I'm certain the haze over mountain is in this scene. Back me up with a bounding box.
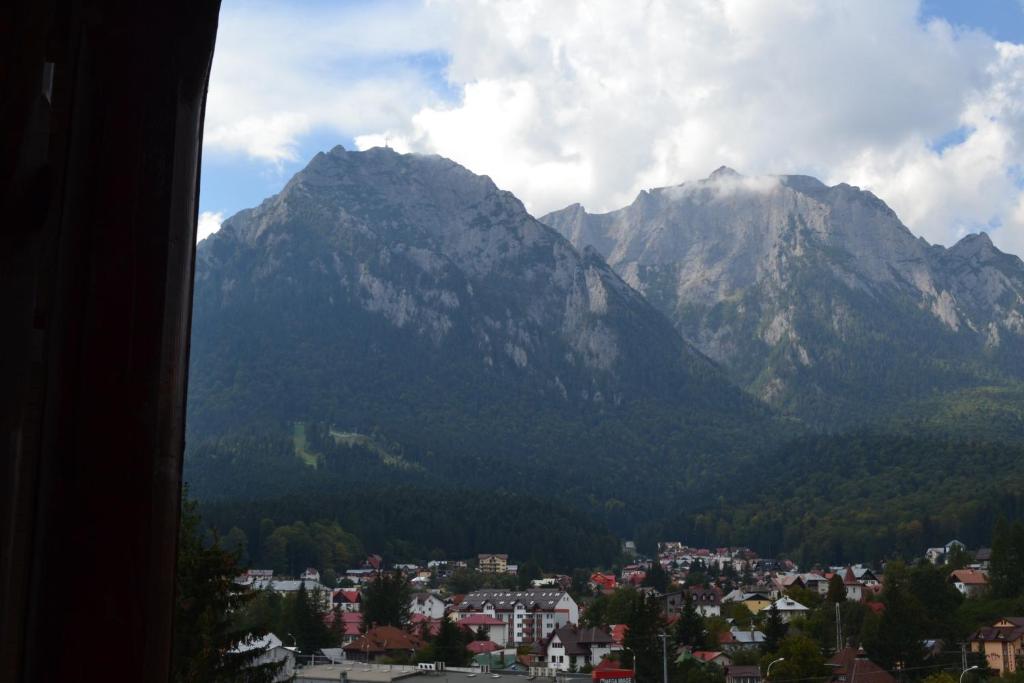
[187,146,778,508]
[542,168,1024,429]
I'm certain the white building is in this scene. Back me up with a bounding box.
[762,596,809,623]
[459,613,509,647]
[542,626,613,671]
[456,589,579,645]
[410,593,446,619]
[230,632,295,682]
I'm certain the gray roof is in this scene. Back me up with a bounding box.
[461,589,568,611]
[252,578,325,592]
[230,632,284,653]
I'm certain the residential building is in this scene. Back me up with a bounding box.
[827,647,895,683]
[459,614,509,647]
[229,633,295,682]
[479,554,509,574]
[542,625,613,671]
[763,596,809,623]
[456,589,580,644]
[949,569,989,598]
[322,609,362,643]
[719,627,766,652]
[971,617,1024,674]
[664,587,722,618]
[842,568,863,602]
[410,592,446,619]
[332,588,361,613]
[300,568,321,582]
[725,665,761,683]
[684,651,732,667]
[800,573,830,595]
[342,625,423,662]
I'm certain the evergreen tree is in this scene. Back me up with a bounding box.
[827,574,847,603]
[422,616,471,666]
[761,635,827,681]
[624,592,667,683]
[674,594,705,648]
[763,603,786,652]
[518,561,543,590]
[172,494,283,682]
[291,582,334,653]
[907,562,962,642]
[645,562,670,593]
[362,570,412,630]
[990,517,1014,598]
[865,561,925,670]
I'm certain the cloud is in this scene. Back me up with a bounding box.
[197,211,224,242]
[350,0,1024,255]
[209,0,1024,256]
[204,0,455,164]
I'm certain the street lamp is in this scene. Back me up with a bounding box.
[766,657,785,679]
[658,634,670,683]
[960,666,980,683]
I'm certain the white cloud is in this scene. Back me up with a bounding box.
[197,211,224,242]
[354,0,1024,254]
[211,0,1024,256]
[204,0,455,164]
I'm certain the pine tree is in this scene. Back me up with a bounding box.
[291,582,334,653]
[674,594,705,648]
[425,616,471,666]
[763,603,786,652]
[644,562,670,593]
[362,570,412,630]
[827,574,846,603]
[991,517,1013,597]
[865,561,925,670]
[624,592,667,683]
[172,494,283,682]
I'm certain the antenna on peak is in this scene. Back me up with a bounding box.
[385,135,391,149]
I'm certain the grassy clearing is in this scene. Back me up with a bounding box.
[329,429,423,471]
[292,422,320,469]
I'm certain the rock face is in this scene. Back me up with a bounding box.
[188,147,773,483]
[542,169,1024,426]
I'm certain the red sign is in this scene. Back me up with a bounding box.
[593,669,635,683]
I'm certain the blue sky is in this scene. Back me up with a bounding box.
[198,1,1024,256]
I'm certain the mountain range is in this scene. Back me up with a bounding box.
[185,146,1024,559]
[188,146,778,510]
[542,167,1024,428]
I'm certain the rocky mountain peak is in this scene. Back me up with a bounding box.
[709,165,742,179]
[540,169,1024,427]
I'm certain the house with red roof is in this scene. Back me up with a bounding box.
[949,569,989,598]
[685,650,732,667]
[467,640,500,655]
[842,567,863,602]
[322,610,365,644]
[591,572,617,590]
[827,647,895,683]
[332,588,361,613]
[459,613,509,646]
[342,625,423,662]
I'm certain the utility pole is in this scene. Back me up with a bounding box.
[658,633,670,683]
[835,602,843,652]
[960,643,968,673]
